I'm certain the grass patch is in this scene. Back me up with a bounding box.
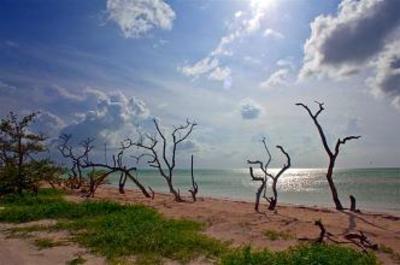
[263,229,294,241]
[6,224,54,238]
[34,237,68,249]
[66,256,86,265]
[220,244,379,265]
[380,244,400,264]
[0,189,379,265]
[0,189,227,263]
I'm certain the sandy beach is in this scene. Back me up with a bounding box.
[1,186,399,264]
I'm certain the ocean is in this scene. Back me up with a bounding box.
[107,168,400,214]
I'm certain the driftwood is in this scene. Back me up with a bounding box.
[296,101,361,210]
[300,219,378,253]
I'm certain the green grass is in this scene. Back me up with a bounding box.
[380,244,400,264]
[66,256,87,265]
[0,189,226,263]
[220,244,379,265]
[263,229,294,241]
[0,189,379,265]
[34,237,68,249]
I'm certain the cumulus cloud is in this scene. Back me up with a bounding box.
[240,98,263,120]
[61,91,153,146]
[106,0,176,38]
[263,28,284,40]
[260,68,290,89]
[369,41,400,108]
[300,0,400,79]
[259,59,293,89]
[31,111,65,137]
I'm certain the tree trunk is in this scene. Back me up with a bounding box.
[255,180,266,212]
[168,180,183,202]
[350,195,357,212]
[118,172,127,194]
[125,172,151,198]
[268,179,278,211]
[327,159,343,210]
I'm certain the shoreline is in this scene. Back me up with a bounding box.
[106,184,400,218]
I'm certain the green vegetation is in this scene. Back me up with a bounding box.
[34,238,68,249]
[0,189,226,264]
[0,112,63,195]
[0,189,379,265]
[220,245,378,265]
[380,244,400,264]
[263,229,294,241]
[66,256,87,265]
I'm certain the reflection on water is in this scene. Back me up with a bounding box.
[106,168,400,213]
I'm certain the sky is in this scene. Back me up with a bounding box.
[0,0,400,169]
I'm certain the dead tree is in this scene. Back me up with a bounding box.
[58,134,94,189]
[130,119,197,202]
[82,139,151,198]
[247,137,271,212]
[248,139,291,211]
[188,155,198,202]
[296,102,361,210]
[266,145,291,211]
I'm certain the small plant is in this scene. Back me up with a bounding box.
[380,244,400,264]
[34,238,67,249]
[220,244,378,265]
[263,229,294,241]
[66,256,86,265]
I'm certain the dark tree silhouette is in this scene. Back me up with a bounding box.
[188,155,198,202]
[265,145,291,211]
[130,119,197,202]
[247,137,271,212]
[296,101,361,210]
[82,139,152,198]
[248,138,291,211]
[58,134,94,189]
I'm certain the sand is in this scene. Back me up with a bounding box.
[1,186,399,264]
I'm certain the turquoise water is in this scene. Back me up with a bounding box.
[107,168,400,213]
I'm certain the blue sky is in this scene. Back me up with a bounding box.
[1,0,399,168]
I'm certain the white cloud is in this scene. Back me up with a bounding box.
[208,66,231,81]
[178,57,219,78]
[178,1,273,84]
[32,111,65,136]
[61,91,153,146]
[106,0,176,38]
[299,0,400,79]
[240,98,264,120]
[260,68,290,89]
[369,41,400,108]
[263,28,284,40]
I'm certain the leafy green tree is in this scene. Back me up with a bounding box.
[0,112,57,194]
